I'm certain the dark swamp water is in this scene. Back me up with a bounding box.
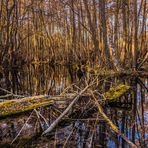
[0,64,147,148]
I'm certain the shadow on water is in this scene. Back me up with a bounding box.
[0,65,147,148]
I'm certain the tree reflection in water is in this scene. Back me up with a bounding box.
[0,66,147,148]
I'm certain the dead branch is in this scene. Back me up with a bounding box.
[90,90,137,148]
[11,110,34,144]
[42,83,92,135]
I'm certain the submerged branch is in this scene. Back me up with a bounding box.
[90,90,137,148]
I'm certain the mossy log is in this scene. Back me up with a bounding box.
[103,84,130,102]
[0,95,54,117]
[0,93,86,118]
[0,84,130,118]
[72,63,148,77]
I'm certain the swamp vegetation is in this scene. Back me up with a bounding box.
[0,0,148,148]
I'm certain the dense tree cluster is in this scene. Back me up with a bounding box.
[0,0,147,67]
[0,0,147,91]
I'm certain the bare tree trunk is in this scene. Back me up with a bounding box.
[71,0,76,53]
[133,0,138,70]
[99,0,112,68]
[83,0,100,61]
[122,0,127,65]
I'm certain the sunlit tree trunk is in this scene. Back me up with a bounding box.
[122,0,127,65]
[99,0,112,68]
[133,0,138,70]
[71,0,76,53]
[83,0,100,61]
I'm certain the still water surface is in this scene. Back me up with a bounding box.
[0,65,147,148]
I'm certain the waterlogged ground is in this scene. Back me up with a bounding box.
[0,65,147,148]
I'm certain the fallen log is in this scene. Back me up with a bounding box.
[0,95,53,118]
[90,91,137,148]
[0,84,131,119]
[103,84,130,102]
[42,84,131,135]
[42,84,91,135]
[0,94,77,118]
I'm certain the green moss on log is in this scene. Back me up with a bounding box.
[103,84,130,102]
[0,95,53,117]
[0,84,131,118]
